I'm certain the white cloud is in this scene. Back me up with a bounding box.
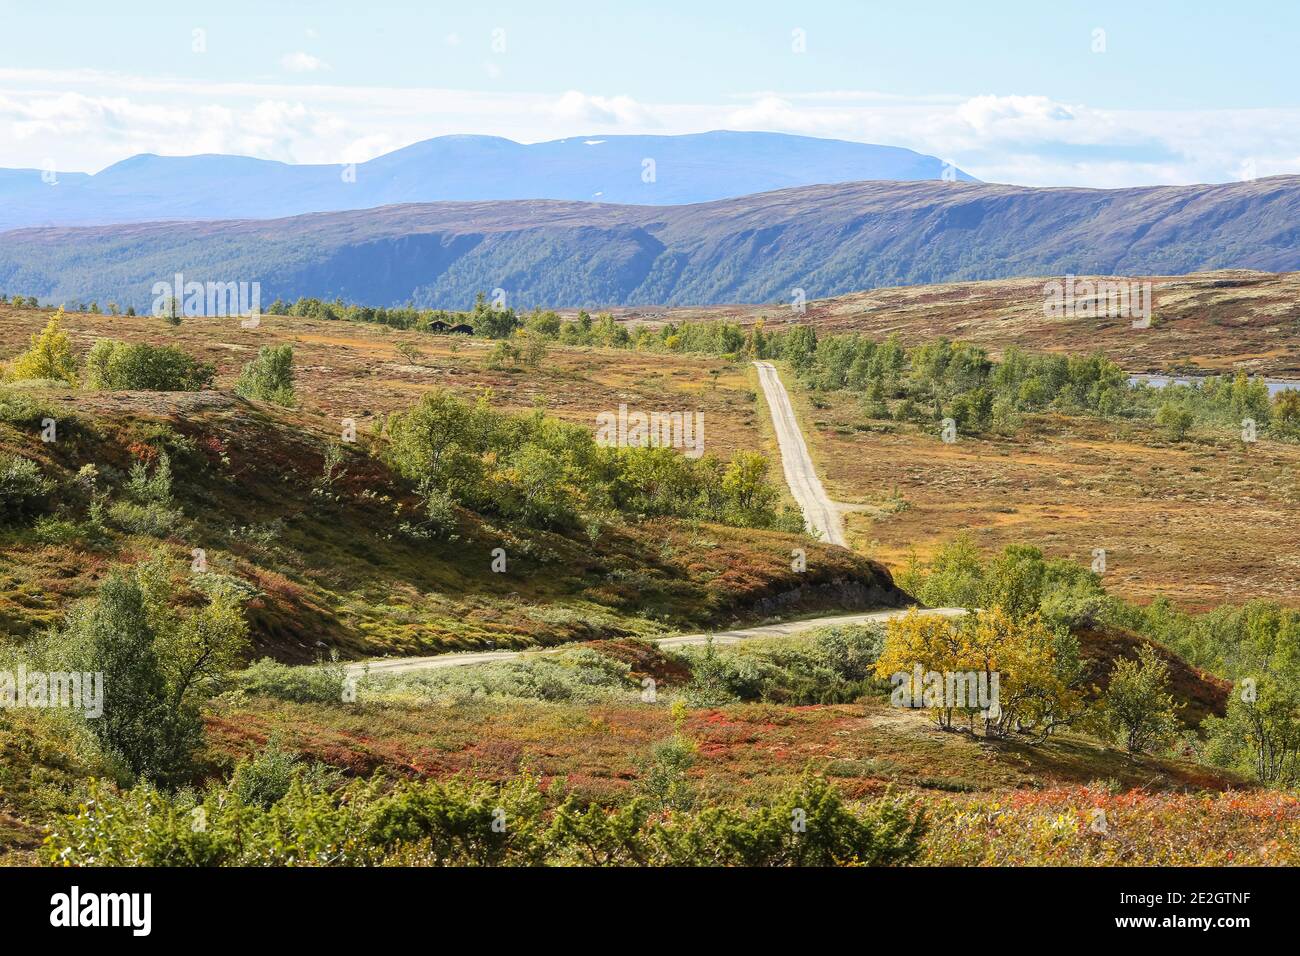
[955,94,1076,132]
[1,66,1298,188]
[547,90,658,127]
[280,52,330,74]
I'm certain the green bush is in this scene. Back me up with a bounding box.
[105,499,179,536]
[682,638,748,705]
[0,454,52,526]
[42,771,926,867]
[105,453,181,536]
[636,734,697,810]
[679,627,886,706]
[398,479,459,540]
[0,389,61,429]
[231,656,353,704]
[229,737,302,808]
[84,340,215,391]
[235,344,296,406]
[383,390,793,532]
[808,625,885,681]
[379,648,633,705]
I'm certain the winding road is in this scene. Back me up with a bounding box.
[341,360,957,677]
[753,361,847,546]
[347,607,966,677]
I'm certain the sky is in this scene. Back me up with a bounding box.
[2,0,1298,187]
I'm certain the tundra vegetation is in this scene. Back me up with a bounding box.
[1,299,1298,867]
[240,293,1300,440]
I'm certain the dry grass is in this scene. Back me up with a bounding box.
[790,384,1300,611]
[0,305,765,462]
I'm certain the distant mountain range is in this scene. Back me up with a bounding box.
[2,176,1298,312]
[0,131,975,231]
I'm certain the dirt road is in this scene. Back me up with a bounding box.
[346,607,966,677]
[753,360,847,546]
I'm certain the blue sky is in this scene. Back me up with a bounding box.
[2,0,1297,185]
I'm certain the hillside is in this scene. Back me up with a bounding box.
[0,313,906,659]
[0,131,974,231]
[637,269,1300,378]
[3,176,1300,312]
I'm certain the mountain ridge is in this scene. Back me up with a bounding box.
[2,175,1297,311]
[0,130,976,231]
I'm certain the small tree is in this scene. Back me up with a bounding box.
[85,340,215,391]
[62,552,249,785]
[472,292,519,339]
[875,607,1078,738]
[519,332,548,369]
[486,339,520,369]
[235,344,296,406]
[393,341,424,365]
[4,310,78,385]
[721,452,779,521]
[1155,402,1194,441]
[1103,644,1181,754]
[1204,678,1300,786]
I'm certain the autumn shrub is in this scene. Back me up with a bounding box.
[875,607,1082,738]
[921,787,1300,866]
[3,311,78,385]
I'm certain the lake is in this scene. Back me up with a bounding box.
[1128,375,1300,396]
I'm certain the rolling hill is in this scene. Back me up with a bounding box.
[2,175,1298,313]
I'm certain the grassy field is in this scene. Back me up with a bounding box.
[0,305,767,462]
[781,371,1300,611]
